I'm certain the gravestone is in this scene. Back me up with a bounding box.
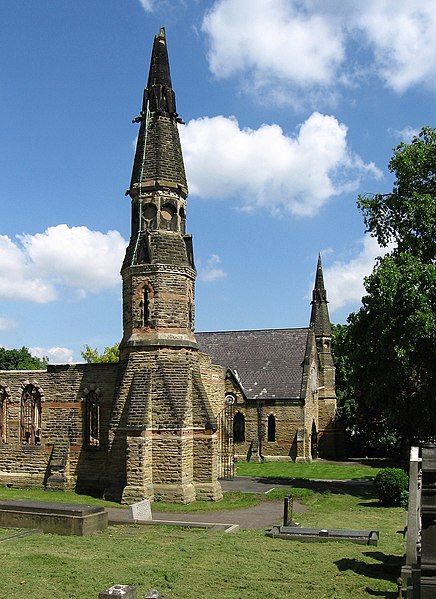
[128,499,152,522]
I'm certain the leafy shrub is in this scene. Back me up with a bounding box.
[374,468,409,506]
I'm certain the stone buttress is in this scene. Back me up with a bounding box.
[105,28,222,503]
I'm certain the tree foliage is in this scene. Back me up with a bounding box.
[81,344,119,363]
[0,347,47,370]
[336,127,436,452]
[358,127,436,260]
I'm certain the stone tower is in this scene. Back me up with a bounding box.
[309,255,337,456]
[105,28,223,504]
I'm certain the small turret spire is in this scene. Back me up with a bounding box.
[310,254,331,336]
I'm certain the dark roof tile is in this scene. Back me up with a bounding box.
[196,328,309,400]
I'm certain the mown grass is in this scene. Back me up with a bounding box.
[0,486,125,509]
[0,485,314,514]
[0,490,405,598]
[153,488,313,512]
[0,527,20,540]
[236,460,381,480]
[153,491,261,513]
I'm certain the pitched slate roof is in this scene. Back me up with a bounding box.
[196,328,310,400]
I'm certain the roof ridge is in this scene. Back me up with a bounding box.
[197,327,310,334]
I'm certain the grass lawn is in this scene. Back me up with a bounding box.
[0,527,21,540]
[0,486,308,513]
[0,486,125,509]
[0,488,406,598]
[236,460,381,480]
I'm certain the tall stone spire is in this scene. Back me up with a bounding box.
[106,29,222,505]
[120,26,195,351]
[310,254,331,337]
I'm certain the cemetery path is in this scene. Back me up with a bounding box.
[107,498,307,530]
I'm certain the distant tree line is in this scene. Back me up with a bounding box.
[0,347,47,370]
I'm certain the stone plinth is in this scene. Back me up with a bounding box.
[0,500,108,535]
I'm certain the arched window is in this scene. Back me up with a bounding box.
[267,414,276,442]
[233,412,245,443]
[0,386,7,443]
[143,286,150,326]
[21,384,42,445]
[187,289,194,330]
[179,206,186,234]
[161,203,177,231]
[141,203,157,230]
[85,390,100,448]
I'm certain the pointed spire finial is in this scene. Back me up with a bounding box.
[309,253,331,336]
[314,253,326,292]
[146,27,175,108]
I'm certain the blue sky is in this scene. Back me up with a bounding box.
[0,0,435,363]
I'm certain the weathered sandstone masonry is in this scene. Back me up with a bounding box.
[0,28,223,504]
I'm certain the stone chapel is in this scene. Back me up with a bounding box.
[0,28,340,503]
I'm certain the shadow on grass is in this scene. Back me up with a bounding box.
[363,589,397,597]
[255,477,376,499]
[357,501,386,508]
[335,551,403,597]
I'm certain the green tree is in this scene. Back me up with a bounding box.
[331,323,356,426]
[346,127,436,451]
[81,343,119,363]
[0,347,47,370]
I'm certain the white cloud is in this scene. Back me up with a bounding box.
[30,346,74,364]
[0,235,56,303]
[202,0,436,102]
[198,254,227,282]
[180,113,381,216]
[390,126,420,143]
[203,0,343,85]
[354,1,436,93]
[138,0,154,12]
[323,235,394,312]
[0,225,126,303]
[0,316,16,331]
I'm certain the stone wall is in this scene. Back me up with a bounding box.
[0,363,118,492]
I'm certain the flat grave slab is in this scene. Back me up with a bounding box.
[266,525,379,545]
[0,500,108,536]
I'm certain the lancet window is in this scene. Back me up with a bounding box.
[0,386,7,443]
[20,384,42,445]
[84,390,100,448]
[267,414,276,442]
[143,286,150,326]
